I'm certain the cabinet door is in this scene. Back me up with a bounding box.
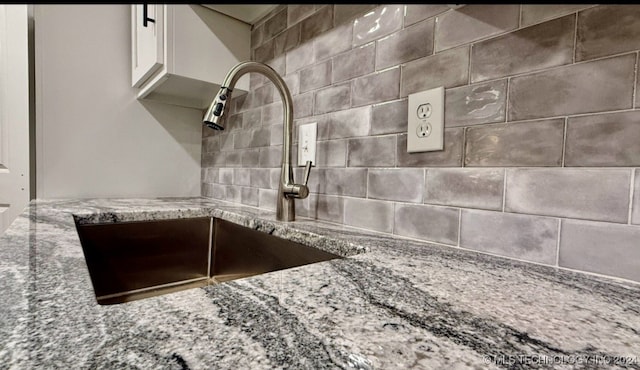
[131,4,163,87]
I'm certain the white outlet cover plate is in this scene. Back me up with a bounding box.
[298,122,317,165]
[407,86,444,153]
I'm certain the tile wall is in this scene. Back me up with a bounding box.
[201,4,640,283]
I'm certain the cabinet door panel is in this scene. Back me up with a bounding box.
[131,4,163,87]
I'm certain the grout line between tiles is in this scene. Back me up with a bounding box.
[422,168,427,204]
[504,78,510,122]
[555,219,562,266]
[502,169,507,212]
[431,17,437,56]
[392,202,396,234]
[516,5,596,31]
[476,50,638,87]
[457,208,462,247]
[467,45,472,85]
[628,169,636,225]
[572,11,578,64]
[634,52,639,109]
[561,117,568,167]
[461,127,467,167]
[365,168,369,199]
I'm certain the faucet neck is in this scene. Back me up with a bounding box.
[221,62,300,221]
[222,62,294,167]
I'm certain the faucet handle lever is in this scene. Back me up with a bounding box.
[302,161,313,186]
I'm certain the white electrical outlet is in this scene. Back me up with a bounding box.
[407,86,444,153]
[298,122,317,165]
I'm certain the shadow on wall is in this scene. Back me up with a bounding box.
[190,4,249,62]
[140,99,203,165]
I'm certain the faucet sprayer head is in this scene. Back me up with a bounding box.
[203,87,232,130]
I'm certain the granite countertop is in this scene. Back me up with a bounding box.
[1,197,639,369]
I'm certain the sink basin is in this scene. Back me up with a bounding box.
[74,217,342,305]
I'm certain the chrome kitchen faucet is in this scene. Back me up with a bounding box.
[203,61,312,222]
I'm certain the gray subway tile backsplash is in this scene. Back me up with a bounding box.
[203,168,217,183]
[297,194,345,222]
[334,4,377,26]
[465,119,565,167]
[375,19,434,70]
[576,5,640,62]
[352,5,403,47]
[470,15,575,83]
[218,133,234,152]
[344,198,394,233]
[559,220,640,282]
[254,38,274,63]
[444,79,507,128]
[394,204,459,245]
[505,169,631,223]
[404,5,449,26]
[633,169,640,225]
[250,168,271,188]
[313,22,353,62]
[242,108,262,128]
[225,186,241,204]
[264,8,287,40]
[434,5,519,52]
[206,5,640,283]
[299,60,332,93]
[520,5,591,27]
[283,73,300,96]
[270,123,283,146]
[306,168,367,197]
[241,187,259,207]
[460,209,559,264]
[269,168,280,190]
[565,111,640,167]
[267,55,286,76]
[319,106,370,140]
[425,168,504,211]
[331,43,375,84]
[371,99,408,135]
[315,140,347,167]
[259,146,282,168]
[274,23,300,56]
[293,92,314,119]
[234,127,270,149]
[508,54,635,121]
[258,189,277,211]
[396,129,463,167]
[202,137,219,153]
[347,136,396,167]
[251,23,264,50]
[314,83,350,114]
[240,149,260,167]
[233,168,251,186]
[351,67,400,107]
[400,46,469,97]
[368,169,424,203]
[286,42,315,74]
[218,168,233,185]
[287,5,315,27]
[299,5,333,43]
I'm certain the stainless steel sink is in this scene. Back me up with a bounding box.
[74,217,341,305]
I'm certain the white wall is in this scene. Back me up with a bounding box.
[35,5,202,198]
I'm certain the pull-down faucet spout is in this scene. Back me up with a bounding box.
[203,61,312,222]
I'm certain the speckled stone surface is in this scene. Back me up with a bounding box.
[1,197,639,369]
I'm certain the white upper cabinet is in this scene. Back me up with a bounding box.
[131,4,163,87]
[131,5,250,109]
